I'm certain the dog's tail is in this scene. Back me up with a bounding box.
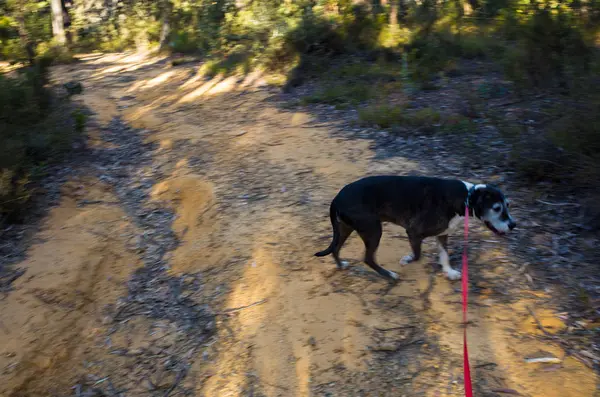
[315,203,340,257]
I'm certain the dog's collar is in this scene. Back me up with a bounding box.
[465,186,476,207]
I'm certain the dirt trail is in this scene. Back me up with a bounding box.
[0,52,597,396]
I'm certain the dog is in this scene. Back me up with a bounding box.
[315,175,516,281]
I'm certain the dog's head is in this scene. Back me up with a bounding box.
[470,185,516,235]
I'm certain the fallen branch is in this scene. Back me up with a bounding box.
[526,306,553,337]
[217,299,268,315]
[164,368,187,397]
[372,338,424,352]
[374,325,416,332]
[475,362,497,369]
[525,357,561,364]
[535,199,580,207]
[491,388,521,395]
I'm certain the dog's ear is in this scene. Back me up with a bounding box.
[472,189,486,218]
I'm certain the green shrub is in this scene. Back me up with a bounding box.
[36,42,75,65]
[359,105,444,131]
[169,31,204,54]
[509,98,600,186]
[358,104,475,134]
[0,65,83,222]
[408,107,441,129]
[200,48,254,77]
[358,104,405,128]
[302,82,373,105]
[548,104,600,159]
[0,64,50,124]
[406,33,453,86]
[502,9,592,92]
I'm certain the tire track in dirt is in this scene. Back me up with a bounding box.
[0,178,143,396]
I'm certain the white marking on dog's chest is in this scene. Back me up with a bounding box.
[437,214,465,236]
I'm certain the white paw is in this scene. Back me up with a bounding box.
[445,268,462,281]
[400,255,414,265]
[388,270,400,280]
[340,261,350,269]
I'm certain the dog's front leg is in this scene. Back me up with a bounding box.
[437,235,461,280]
[400,233,422,265]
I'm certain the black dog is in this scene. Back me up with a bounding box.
[315,176,516,281]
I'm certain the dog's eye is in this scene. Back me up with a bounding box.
[493,205,502,212]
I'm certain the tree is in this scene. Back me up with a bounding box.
[12,0,36,64]
[159,0,172,51]
[50,0,66,45]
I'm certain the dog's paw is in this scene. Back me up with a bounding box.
[387,270,400,281]
[400,255,415,265]
[339,261,350,270]
[445,268,462,281]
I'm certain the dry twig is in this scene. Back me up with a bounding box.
[217,298,268,315]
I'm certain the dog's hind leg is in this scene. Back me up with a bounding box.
[400,232,423,265]
[332,222,353,269]
[436,235,461,280]
[356,221,399,281]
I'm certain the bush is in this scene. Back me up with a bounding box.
[200,47,253,77]
[0,65,83,222]
[508,97,600,187]
[0,64,51,124]
[358,104,405,128]
[302,82,374,106]
[36,41,75,65]
[501,8,592,92]
[548,102,600,159]
[359,105,445,131]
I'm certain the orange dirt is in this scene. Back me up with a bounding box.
[0,52,596,396]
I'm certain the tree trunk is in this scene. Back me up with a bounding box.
[15,13,35,64]
[62,0,73,45]
[159,0,171,51]
[390,0,399,27]
[50,0,67,45]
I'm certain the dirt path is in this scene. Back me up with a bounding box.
[0,52,597,397]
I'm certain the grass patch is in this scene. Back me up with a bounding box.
[504,94,600,190]
[357,104,405,128]
[358,105,441,131]
[200,48,254,78]
[548,111,600,160]
[327,60,402,83]
[439,114,473,134]
[301,83,374,106]
[171,56,201,67]
[358,104,473,134]
[298,59,406,107]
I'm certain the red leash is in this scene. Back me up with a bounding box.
[462,205,474,397]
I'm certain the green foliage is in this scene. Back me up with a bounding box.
[72,109,86,133]
[0,65,83,221]
[0,64,50,123]
[358,103,475,135]
[37,41,75,65]
[548,103,600,159]
[504,95,600,187]
[200,47,253,77]
[501,8,593,92]
[359,105,448,132]
[302,83,374,106]
[358,104,406,128]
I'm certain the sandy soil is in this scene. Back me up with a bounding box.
[0,52,597,397]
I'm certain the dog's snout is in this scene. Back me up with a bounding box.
[508,220,517,230]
